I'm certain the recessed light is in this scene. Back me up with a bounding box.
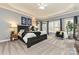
[39,6,45,10]
[37,3,47,10]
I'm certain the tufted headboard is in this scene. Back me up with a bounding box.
[17,25,29,37]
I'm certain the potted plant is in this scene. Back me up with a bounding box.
[66,21,74,39]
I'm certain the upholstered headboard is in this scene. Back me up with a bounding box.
[18,25,29,37]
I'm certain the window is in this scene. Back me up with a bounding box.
[37,22,40,31]
[49,21,53,34]
[49,20,60,34]
[42,22,47,33]
[53,20,60,33]
[63,17,73,32]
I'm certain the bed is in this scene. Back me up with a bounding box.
[18,25,47,48]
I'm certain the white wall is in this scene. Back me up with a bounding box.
[0,8,29,41]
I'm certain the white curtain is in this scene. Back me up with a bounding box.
[42,22,47,33]
[49,20,60,34]
[49,21,54,34]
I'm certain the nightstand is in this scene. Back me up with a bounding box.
[10,31,18,41]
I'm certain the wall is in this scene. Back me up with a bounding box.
[0,8,30,41]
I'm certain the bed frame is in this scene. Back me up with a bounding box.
[18,25,47,48]
[25,34,47,48]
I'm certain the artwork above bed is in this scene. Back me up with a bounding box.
[21,16,32,26]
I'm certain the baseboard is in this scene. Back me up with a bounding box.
[0,39,10,43]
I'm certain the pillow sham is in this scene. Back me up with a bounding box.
[18,30,24,37]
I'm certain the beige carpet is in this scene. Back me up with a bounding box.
[0,35,77,55]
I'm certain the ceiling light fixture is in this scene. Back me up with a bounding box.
[37,3,47,10]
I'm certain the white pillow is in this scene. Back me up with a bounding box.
[23,33,36,39]
[18,30,24,37]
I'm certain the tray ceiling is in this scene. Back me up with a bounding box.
[0,3,79,20]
